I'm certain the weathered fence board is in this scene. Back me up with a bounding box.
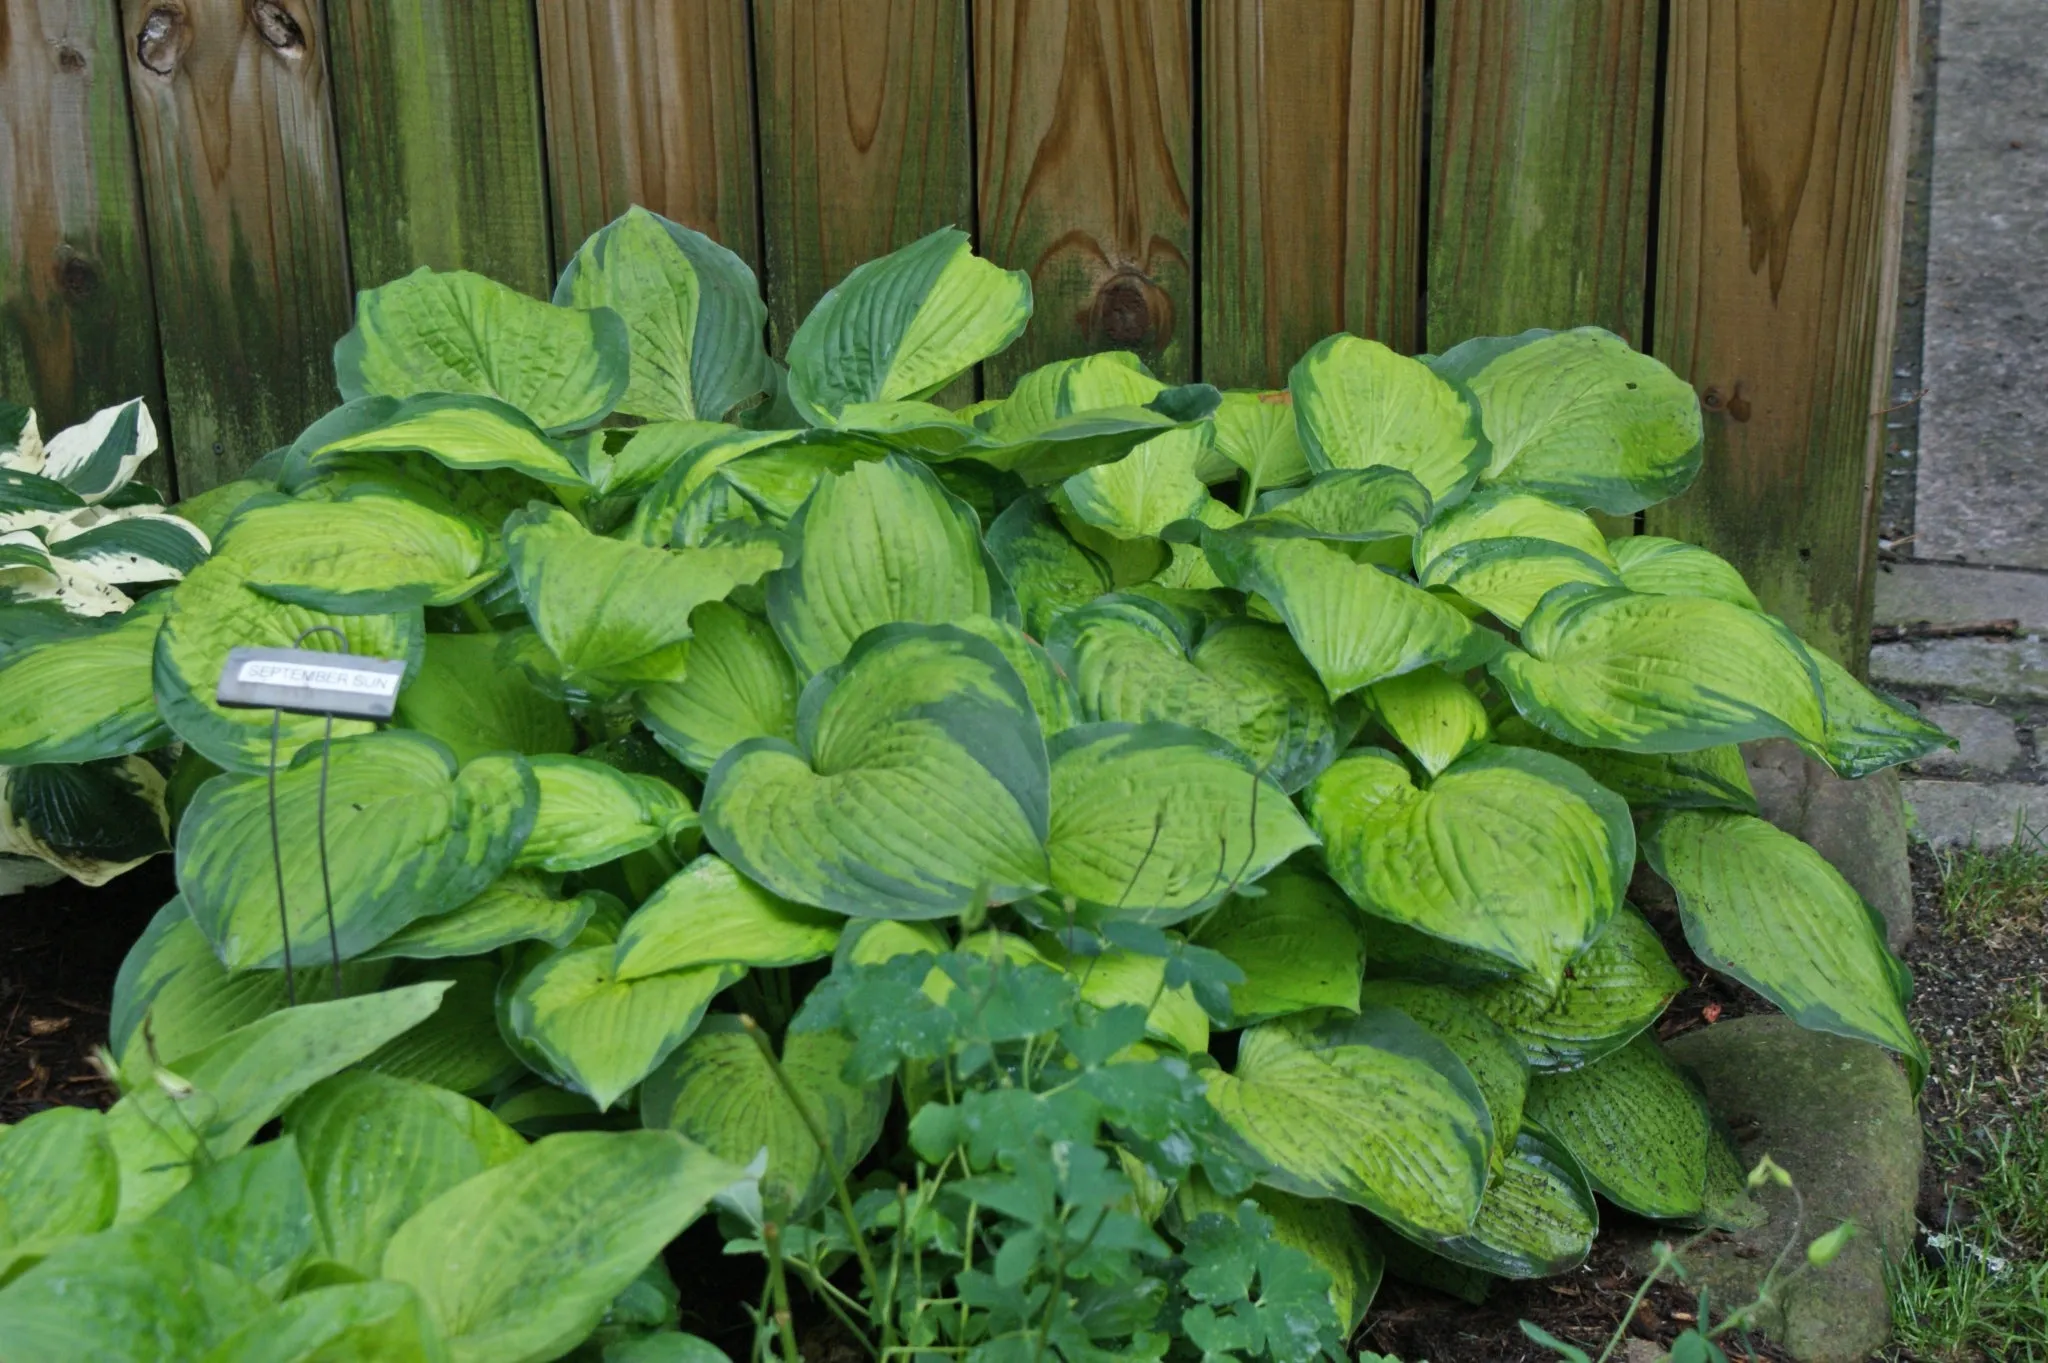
[1426,0,1658,350]
[1646,0,1906,666]
[325,0,552,297]
[536,0,760,275]
[119,0,353,493]
[0,0,169,489]
[974,0,1196,391]
[1201,0,1424,387]
[754,0,972,377]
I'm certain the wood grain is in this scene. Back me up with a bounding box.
[120,0,353,493]
[0,0,170,490]
[1201,0,1424,387]
[326,0,552,296]
[1426,0,1657,349]
[976,0,1195,391]
[754,0,971,365]
[536,0,760,271]
[1645,0,1906,666]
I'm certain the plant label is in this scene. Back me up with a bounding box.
[215,646,406,720]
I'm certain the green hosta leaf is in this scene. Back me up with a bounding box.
[1061,425,1214,540]
[173,478,276,545]
[380,1129,742,1363]
[1408,1124,1598,1279]
[362,959,525,1095]
[515,754,696,873]
[0,600,167,763]
[156,1138,318,1296]
[766,454,1009,675]
[1523,1034,1712,1219]
[1490,585,1825,754]
[0,755,169,885]
[1644,811,1923,1069]
[840,918,950,967]
[1806,646,1954,779]
[0,1107,118,1276]
[1468,908,1685,1071]
[178,733,536,970]
[0,1220,265,1361]
[1059,498,1170,586]
[1415,489,1616,572]
[1419,539,1623,628]
[554,206,775,424]
[1359,979,1529,1172]
[572,420,728,500]
[627,426,893,548]
[1211,390,1311,497]
[1173,1175,1383,1332]
[1239,467,1432,547]
[1193,866,1366,1025]
[702,623,1050,920]
[1290,334,1485,503]
[1036,938,1210,1053]
[1493,715,1758,812]
[1432,327,1702,514]
[1609,535,1759,609]
[196,1281,447,1363]
[1203,1010,1492,1239]
[285,1070,526,1277]
[985,492,1113,637]
[295,394,582,490]
[785,227,1030,423]
[959,353,1218,485]
[1047,722,1317,926]
[1203,529,1499,698]
[335,267,630,435]
[361,872,598,961]
[1049,596,1339,793]
[105,983,452,1219]
[615,855,842,979]
[394,632,575,765]
[216,488,497,613]
[956,614,1078,735]
[508,946,738,1111]
[637,603,800,773]
[1151,497,1240,590]
[1366,666,1489,777]
[153,555,422,773]
[641,1016,888,1222]
[506,502,785,695]
[1307,744,1632,989]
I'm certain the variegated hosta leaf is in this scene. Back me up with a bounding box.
[637,602,800,774]
[1644,810,1924,1071]
[1430,327,1702,514]
[934,351,1218,486]
[1193,865,1366,1025]
[0,755,168,886]
[1415,488,1616,573]
[641,1016,889,1222]
[1402,1124,1598,1279]
[1173,1173,1383,1331]
[177,733,536,970]
[294,394,585,489]
[1046,722,1317,926]
[513,753,696,874]
[1289,334,1485,504]
[1608,535,1759,609]
[1523,1034,1714,1219]
[360,872,598,962]
[1467,907,1685,1072]
[506,946,738,1111]
[1365,666,1489,777]
[1489,584,1826,754]
[335,267,631,435]
[213,487,497,613]
[1061,424,1214,540]
[554,205,776,424]
[0,552,132,616]
[1048,595,1339,792]
[393,632,576,766]
[702,623,1051,920]
[766,454,1011,676]
[34,397,159,502]
[1360,979,1529,1173]
[614,855,843,980]
[1034,935,1210,1054]
[1236,467,1432,548]
[43,505,209,583]
[1202,1009,1492,1239]
[625,425,890,548]
[1418,538,1622,629]
[1210,390,1312,498]
[1202,528,1500,698]
[985,492,1113,637]
[0,598,168,764]
[362,959,525,1096]
[1306,744,1633,991]
[1492,715,1757,812]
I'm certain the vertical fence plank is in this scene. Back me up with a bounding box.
[120,0,352,494]
[1,1,170,489]
[1646,0,1904,666]
[974,0,1194,391]
[1201,0,1423,387]
[1426,0,1657,349]
[325,0,551,297]
[754,0,971,362]
[536,0,760,272]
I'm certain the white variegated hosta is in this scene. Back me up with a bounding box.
[0,397,210,618]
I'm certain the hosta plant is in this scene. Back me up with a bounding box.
[0,206,1950,1361]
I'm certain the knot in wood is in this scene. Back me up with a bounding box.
[57,46,87,73]
[251,1,306,56]
[136,7,185,76]
[1087,269,1168,349]
[56,254,98,300]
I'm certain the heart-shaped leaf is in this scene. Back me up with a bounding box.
[1523,1034,1713,1219]
[1467,907,1686,1071]
[1238,467,1433,547]
[1211,390,1312,499]
[1366,666,1490,777]
[1415,488,1616,572]
[1193,866,1366,1025]
[361,872,598,962]
[514,754,696,873]
[702,624,1050,920]
[1402,1124,1598,1279]
[1061,425,1215,540]
[1359,979,1529,1171]
[637,603,800,774]
[217,486,499,613]
[0,598,168,763]
[615,855,843,980]
[1609,535,1759,609]
[507,946,738,1111]
[1418,539,1623,628]
[1290,334,1485,504]
[293,394,586,489]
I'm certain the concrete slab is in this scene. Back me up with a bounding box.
[1909,702,2022,776]
[1874,561,2048,633]
[1869,637,2048,701]
[1912,0,2048,568]
[1903,779,2048,845]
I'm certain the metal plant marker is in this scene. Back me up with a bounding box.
[214,629,406,1006]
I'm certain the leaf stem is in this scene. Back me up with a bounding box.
[763,1222,804,1363]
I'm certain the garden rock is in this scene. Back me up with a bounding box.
[1743,740,1916,948]
[1624,1016,1920,1363]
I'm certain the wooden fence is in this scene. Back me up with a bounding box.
[1,0,1912,664]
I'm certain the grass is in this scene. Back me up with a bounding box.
[1935,830,2048,941]
[1991,985,2048,1081]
